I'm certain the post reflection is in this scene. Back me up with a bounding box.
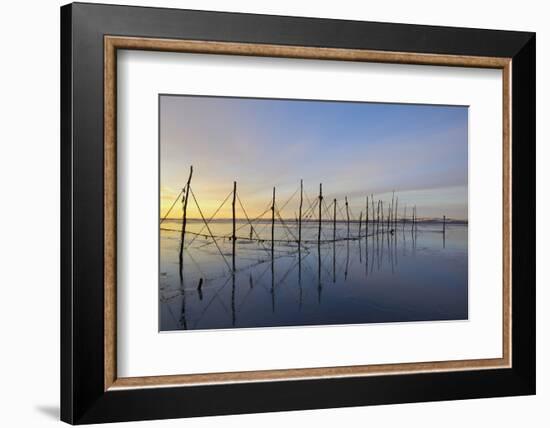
[161,221,466,331]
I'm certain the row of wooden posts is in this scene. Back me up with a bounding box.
[177,166,446,272]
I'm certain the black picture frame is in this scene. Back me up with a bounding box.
[61,2,535,424]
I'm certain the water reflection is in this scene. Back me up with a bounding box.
[160,220,467,331]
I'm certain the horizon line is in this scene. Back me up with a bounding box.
[160,217,469,223]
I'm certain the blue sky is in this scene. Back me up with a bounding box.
[160,95,468,220]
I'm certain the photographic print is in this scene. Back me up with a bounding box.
[159,95,468,331]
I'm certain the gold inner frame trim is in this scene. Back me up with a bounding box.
[104,35,512,391]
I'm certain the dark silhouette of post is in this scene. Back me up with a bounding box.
[358,211,362,239]
[333,199,337,242]
[318,183,323,243]
[271,187,275,258]
[179,165,193,269]
[298,179,303,247]
[232,181,236,272]
[345,196,350,239]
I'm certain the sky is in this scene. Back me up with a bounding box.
[160,95,468,221]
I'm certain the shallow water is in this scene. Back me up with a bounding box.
[159,220,468,331]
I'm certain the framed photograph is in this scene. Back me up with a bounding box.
[61,2,535,424]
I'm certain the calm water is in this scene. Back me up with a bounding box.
[159,219,468,331]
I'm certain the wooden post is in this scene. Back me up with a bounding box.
[271,187,275,258]
[179,165,193,267]
[232,181,236,272]
[298,179,303,247]
[318,183,323,243]
[345,196,350,238]
[333,199,337,242]
[358,211,362,239]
